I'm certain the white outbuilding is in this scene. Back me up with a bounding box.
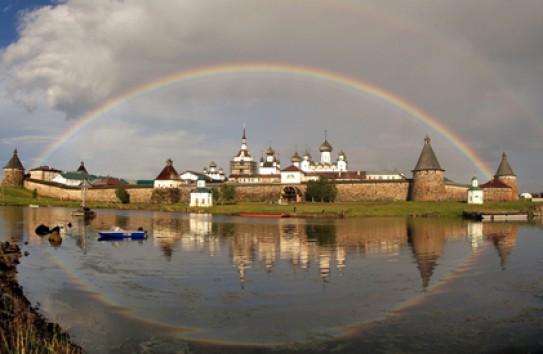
[467,175,484,205]
[190,177,213,207]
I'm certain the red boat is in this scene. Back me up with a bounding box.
[238,212,291,218]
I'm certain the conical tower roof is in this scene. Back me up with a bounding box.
[413,136,443,171]
[3,149,24,170]
[495,152,515,177]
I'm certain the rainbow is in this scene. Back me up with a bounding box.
[37,62,493,179]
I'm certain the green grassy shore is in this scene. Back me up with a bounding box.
[0,186,537,218]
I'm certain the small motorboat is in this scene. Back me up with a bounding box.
[98,227,147,240]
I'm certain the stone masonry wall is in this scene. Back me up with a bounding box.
[445,184,469,202]
[1,169,24,187]
[411,170,447,201]
[24,179,154,203]
[336,181,409,201]
[484,187,515,202]
[22,178,514,203]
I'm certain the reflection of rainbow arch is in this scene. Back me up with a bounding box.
[37,62,493,179]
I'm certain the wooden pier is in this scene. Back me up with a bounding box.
[463,211,528,222]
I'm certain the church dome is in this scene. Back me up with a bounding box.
[291,151,302,162]
[319,139,332,152]
[266,146,275,155]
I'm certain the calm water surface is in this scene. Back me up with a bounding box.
[1,206,543,353]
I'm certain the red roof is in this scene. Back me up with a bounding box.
[282,165,302,172]
[155,165,179,180]
[480,179,511,189]
[92,178,128,186]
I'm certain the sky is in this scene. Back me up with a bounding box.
[0,0,542,192]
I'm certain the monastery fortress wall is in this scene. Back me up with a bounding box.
[24,178,472,203]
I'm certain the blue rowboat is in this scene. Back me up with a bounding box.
[98,227,147,240]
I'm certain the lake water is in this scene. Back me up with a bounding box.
[2,206,543,353]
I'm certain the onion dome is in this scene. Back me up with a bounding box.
[209,161,217,168]
[291,151,302,163]
[319,139,333,152]
[266,146,275,155]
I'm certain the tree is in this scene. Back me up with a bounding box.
[220,184,236,204]
[305,176,337,202]
[211,187,220,201]
[115,187,130,204]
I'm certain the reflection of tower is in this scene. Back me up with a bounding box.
[483,223,518,270]
[466,222,484,250]
[407,219,446,289]
[336,247,346,276]
[319,250,331,281]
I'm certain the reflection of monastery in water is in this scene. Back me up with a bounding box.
[138,214,520,289]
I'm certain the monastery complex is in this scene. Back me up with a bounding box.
[2,127,519,204]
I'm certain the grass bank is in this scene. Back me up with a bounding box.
[1,187,535,218]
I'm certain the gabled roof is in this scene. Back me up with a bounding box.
[494,152,515,177]
[480,179,511,189]
[413,136,444,171]
[3,149,24,170]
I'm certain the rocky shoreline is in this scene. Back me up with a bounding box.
[0,241,83,353]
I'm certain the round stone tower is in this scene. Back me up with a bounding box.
[1,149,25,187]
[494,152,518,200]
[411,136,446,201]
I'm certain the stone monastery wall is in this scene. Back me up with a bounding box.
[24,179,416,203]
[24,179,154,203]
[445,184,469,201]
[335,180,409,202]
[23,178,520,203]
